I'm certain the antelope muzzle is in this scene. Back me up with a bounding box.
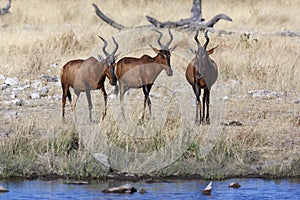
[167,67,173,76]
[110,66,117,86]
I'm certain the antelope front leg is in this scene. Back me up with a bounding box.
[146,84,153,117]
[205,89,210,124]
[72,92,79,122]
[85,89,93,121]
[119,81,125,117]
[193,85,201,125]
[62,91,67,119]
[140,86,147,122]
[101,87,108,121]
[202,89,206,124]
[141,85,152,121]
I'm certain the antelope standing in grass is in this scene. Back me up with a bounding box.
[60,36,119,121]
[185,30,218,125]
[115,29,176,120]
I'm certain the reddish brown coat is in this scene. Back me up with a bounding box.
[60,37,118,121]
[115,30,176,120]
[185,30,218,124]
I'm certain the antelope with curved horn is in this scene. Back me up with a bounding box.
[115,29,176,120]
[185,30,218,125]
[60,36,119,121]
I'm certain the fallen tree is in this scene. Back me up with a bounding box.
[0,0,11,15]
[92,0,232,31]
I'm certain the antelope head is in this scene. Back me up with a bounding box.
[98,36,119,86]
[150,29,176,76]
[192,30,218,90]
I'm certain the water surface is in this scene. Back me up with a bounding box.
[0,178,299,199]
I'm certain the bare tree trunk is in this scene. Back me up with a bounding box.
[190,0,202,21]
[0,0,11,15]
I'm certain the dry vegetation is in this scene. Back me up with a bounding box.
[0,0,299,179]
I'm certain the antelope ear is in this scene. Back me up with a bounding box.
[98,55,104,62]
[150,45,160,54]
[114,53,120,61]
[206,45,219,55]
[169,45,177,52]
[189,48,197,55]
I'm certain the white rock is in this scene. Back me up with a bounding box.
[13,84,31,91]
[30,92,40,99]
[31,80,42,90]
[1,99,23,106]
[10,91,17,99]
[15,99,24,106]
[52,93,62,100]
[50,63,58,68]
[222,96,229,101]
[1,84,7,90]
[4,77,20,86]
[295,99,300,104]
[40,75,58,82]
[40,86,49,97]
[248,90,285,99]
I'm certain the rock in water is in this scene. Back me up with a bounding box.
[0,185,9,192]
[202,182,212,195]
[139,187,147,194]
[229,182,241,188]
[102,184,137,194]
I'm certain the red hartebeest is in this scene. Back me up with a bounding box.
[60,36,119,121]
[115,29,176,120]
[185,30,218,125]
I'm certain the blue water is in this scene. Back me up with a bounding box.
[0,178,299,200]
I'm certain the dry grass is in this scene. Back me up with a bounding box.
[0,0,299,179]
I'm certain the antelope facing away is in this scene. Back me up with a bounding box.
[60,36,119,122]
[115,29,176,120]
[185,30,218,125]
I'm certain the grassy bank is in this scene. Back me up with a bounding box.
[0,97,299,180]
[0,0,299,180]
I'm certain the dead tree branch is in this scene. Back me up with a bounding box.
[92,0,232,31]
[146,0,232,30]
[0,0,11,15]
[92,3,126,30]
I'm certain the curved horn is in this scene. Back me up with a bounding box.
[165,29,174,48]
[154,30,164,49]
[98,36,110,57]
[194,30,202,51]
[203,30,210,50]
[110,36,119,57]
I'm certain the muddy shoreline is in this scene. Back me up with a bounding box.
[2,169,300,182]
